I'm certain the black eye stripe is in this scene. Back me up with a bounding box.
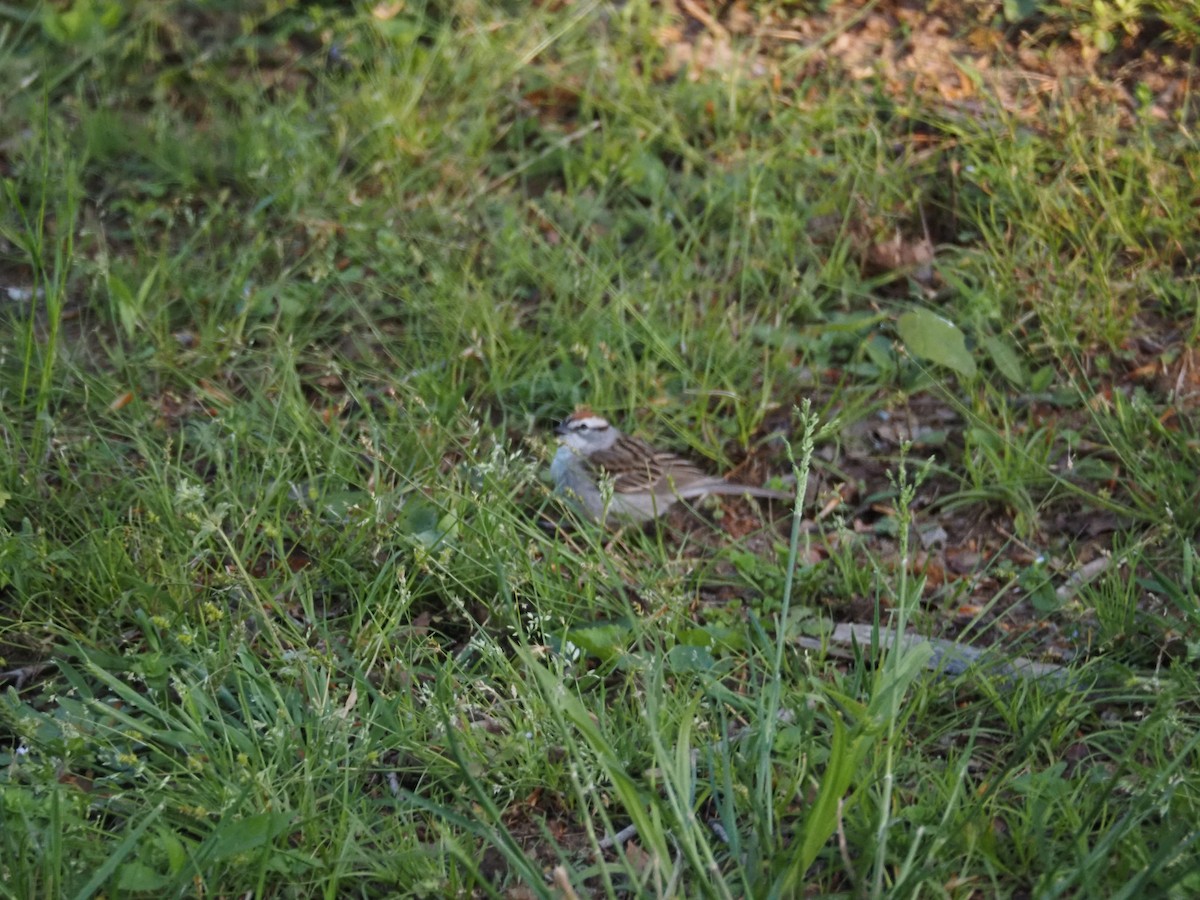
[570,419,606,432]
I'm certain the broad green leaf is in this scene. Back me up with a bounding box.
[565,620,632,661]
[107,271,137,337]
[623,151,668,201]
[116,862,170,892]
[207,812,292,861]
[863,332,898,375]
[789,713,867,885]
[666,644,716,673]
[1030,365,1055,392]
[1003,0,1042,21]
[982,334,1027,387]
[897,308,977,378]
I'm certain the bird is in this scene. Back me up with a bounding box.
[550,410,792,525]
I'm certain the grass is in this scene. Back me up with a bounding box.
[2,0,1200,896]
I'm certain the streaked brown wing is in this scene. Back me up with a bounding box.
[586,434,711,495]
[585,434,663,493]
[649,451,711,493]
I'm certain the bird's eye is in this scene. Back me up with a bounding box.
[566,417,605,433]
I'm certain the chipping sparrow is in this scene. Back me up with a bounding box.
[550,411,792,525]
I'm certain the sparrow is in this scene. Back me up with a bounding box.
[550,411,791,525]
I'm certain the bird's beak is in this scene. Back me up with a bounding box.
[554,421,568,436]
